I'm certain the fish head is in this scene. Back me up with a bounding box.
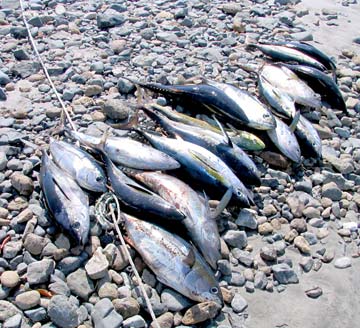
[184,261,223,305]
[77,169,107,193]
[69,206,90,245]
[232,187,251,207]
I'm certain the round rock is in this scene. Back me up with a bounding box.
[0,271,19,288]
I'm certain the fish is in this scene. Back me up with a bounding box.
[143,106,261,186]
[279,41,336,73]
[258,74,297,118]
[295,115,322,159]
[248,43,327,71]
[123,213,223,304]
[66,129,180,171]
[133,80,276,130]
[150,103,265,151]
[49,140,107,193]
[280,64,346,113]
[259,64,322,109]
[39,151,90,244]
[131,171,223,269]
[138,130,254,207]
[103,154,185,221]
[267,115,302,163]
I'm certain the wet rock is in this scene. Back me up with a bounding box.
[182,302,221,325]
[48,295,79,328]
[66,268,95,301]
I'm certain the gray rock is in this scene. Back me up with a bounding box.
[0,71,10,85]
[48,295,79,328]
[24,307,47,322]
[98,283,118,300]
[334,257,351,269]
[217,259,231,276]
[0,301,21,321]
[305,287,323,298]
[15,290,40,310]
[27,259,55,285]
[97,10,126,29]
[272,263,299,284]
[91,298,123,328]
[24,233,48,255]
[291,31,313,41]
[112,297,140,319]
[231,294,248,313]
[49,280,71,297]
[103,99,132,120]
[222,230,247,249]
[322,182,342,201]
[0,152,7,170]
[275,0,301,4]
[156,32,178,42]
[260,246,277,262]
[66,268,95,301]
[231,249,254,267]
[161,289,192,312]
[254,271,267,290]
[85,248,109,279]
[235,209,258,229]
[3,313,22,328]
[117,78,135,94]
[122,315,146,328]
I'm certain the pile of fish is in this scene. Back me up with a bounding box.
[39,41,347,305]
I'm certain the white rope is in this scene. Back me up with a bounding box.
[108,195,161,328]
[19,0,77,131]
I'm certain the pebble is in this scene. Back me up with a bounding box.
[27,259,55,285]
[48,295,80,328]
[258,222,274,235]
[10,172,33,196]
[15,290,40,310]
[103,99,132,120]
[91,298,123,328]
[123,315,146,328]
[112,297,140,319]
[0,271,19,288]
[160,289,192,312]
[272,263,299,284]
[85,248,109,279]
[150,312,173,328]
[231,294,248,313]
[66,268,95,301]
[182,302,221,325]
[334,257,352,269]
[294,236,311,254]
[235,209,258,229]
[24,233,48,255]
[305,287,323,298]
[322,182,342,201]
[222,230,247,249]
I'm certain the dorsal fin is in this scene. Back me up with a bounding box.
[184,247,196,267]
[289,111,301,132]
[212,115,233,147]
[210,187,233,220]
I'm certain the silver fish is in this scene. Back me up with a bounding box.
[123,213,223,304]
[49,140,107,193]
[39,151,90,244]
[295,115,322,159]
[260,64,322,109]
[267,116,302,163]
[67,130,180,171]
[132,171,221,269]
[140,131,253,207]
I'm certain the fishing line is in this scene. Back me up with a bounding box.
[19,0,77,132]
[95,193,161,328]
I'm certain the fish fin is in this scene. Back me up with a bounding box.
[212,115,233,148]
[289,111,301,132]
[189,149,220,173]
[98,129,111,153]
[184,246,196,267]
[110,105,139,130]
[210,187,233,220]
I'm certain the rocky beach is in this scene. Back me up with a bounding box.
[0,0,359,327]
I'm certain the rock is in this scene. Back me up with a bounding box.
[260,246,277,262]
[305,287,323,298]
[272,263,299,284]
[0,88,6,101]
[97,10,126,29]
[182,302,221,325]
[15,291,40,310]
[150,312,173,328]
[260,151,289,169]
[98,283,118,300]
[1,271,19,288]
[322,249,335,263]
[103,99,132,120]
[235,209,258,229]
[231,294,248,313]
[24,307,47,322]
[2,241,22,259]
[117,78,135,94]
[300,257,314,272]
[27,259,55,285]
[85,248,109,279]
[122,315,146,328]
[254,271,267,290]
[24,233,48,255]
[290,219,307,233]
[322,182,342,201]
[258,222,273,235]
[232,249,254,267]
[49,280,71,297]
[48,295,79,328]
[91,298,123,328]
[334,257,351,269]
[0,301,21,321]
[11,172,33,196]
[222,230,247,249]
[66,268,95,301]
[294,236,311,254]
[84,85,103,97]
[3,313,22,328]
[160,289,192,312]
[112,297,140,319]
[275,0,301,4]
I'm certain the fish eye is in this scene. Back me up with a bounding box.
[96,176,103,182]
[237,190,242,196]
[210,287,218,294]
[72,221,80,230]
